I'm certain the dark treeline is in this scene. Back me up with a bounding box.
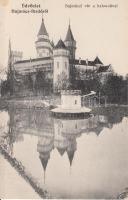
[101,75,128,104]
[1,70,53,97]
[1,71,128,105]
[71,74,128,105]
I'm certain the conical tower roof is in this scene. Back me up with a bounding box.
[8,39,12,67]
[67,150,75,166]
[92,125,103,136]
[39,154,49,171]
[38,17,48,36]
[57,147,65,156]
[55,39,67,49]
[65,24,75,42]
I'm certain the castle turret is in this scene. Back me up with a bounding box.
[35,17,52,58]
[37,136,54,171]
[53,39,70,91]
[64,23,76,60]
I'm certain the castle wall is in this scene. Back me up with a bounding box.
[75,65,97,71]
[53,47,70,90]
[8,17,111,96]
[14,59,53,75]
[53,56,69,83]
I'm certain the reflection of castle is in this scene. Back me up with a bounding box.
[37,136,54,171]
[10,17,112,92]
[54,118,79,166]
[8,109,111,167]
[2,107,126,172]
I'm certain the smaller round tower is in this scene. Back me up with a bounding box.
[53,39,70,91]
[35,17,52,58]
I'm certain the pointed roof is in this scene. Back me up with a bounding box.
[94,56,103,65]
[65,24,75,42]
[67,150,75,166]
[39,154,49,171]
[8,39,13,62]
[55,39,67,49]
[38,17,48,36]
[91,125,103,136]
[8,39,13,73]
[57,147,65,156]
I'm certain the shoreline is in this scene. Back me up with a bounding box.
[0,145,50,199]
[0,97,128,110]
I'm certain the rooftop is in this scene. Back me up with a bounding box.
[38,18,48,36]
[94,56,103,65]
[15,57,52,64]
[55,39,67,50]
[70,59,94,66]
[65,24,75,42]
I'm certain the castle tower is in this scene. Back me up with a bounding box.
[54,118,68,155]
[53,39,70,91]
[64,23,76,60]
[35,17,52,58]
[37,136,54,183]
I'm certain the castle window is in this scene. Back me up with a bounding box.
[75,100,77,104]
[57,62,59,69]
[65,62,67,69]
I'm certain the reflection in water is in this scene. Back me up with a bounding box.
[0,106,128,198]
[4,108,114,168]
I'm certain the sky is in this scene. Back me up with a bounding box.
[0,0,128,78]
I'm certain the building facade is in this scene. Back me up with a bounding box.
[11,17,112,94]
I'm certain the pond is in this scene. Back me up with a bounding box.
[0,106,128,199]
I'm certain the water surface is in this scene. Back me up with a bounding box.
[0,106,128,199]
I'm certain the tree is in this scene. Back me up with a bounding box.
[55,72,70,92]
[101,74,127,104]
[1,80,10,96]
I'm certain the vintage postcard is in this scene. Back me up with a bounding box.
[0,0,128,199]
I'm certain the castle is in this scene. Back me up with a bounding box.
[11,17,112,94]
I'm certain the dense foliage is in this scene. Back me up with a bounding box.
[1,71,128,105]
[71,73,128,104]
[101,74,128,104]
